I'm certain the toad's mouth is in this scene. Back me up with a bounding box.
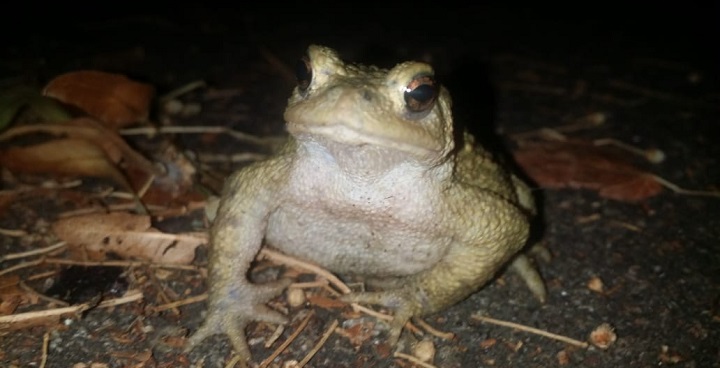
[286,120,443,158]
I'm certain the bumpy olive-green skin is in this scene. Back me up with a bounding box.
[187,45,545,361]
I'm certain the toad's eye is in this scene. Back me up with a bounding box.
[296,56,312,92]
[403,75,437,113]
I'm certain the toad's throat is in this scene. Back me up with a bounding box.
[287,120,442,158]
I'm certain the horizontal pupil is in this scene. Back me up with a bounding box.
[410,84,435,102]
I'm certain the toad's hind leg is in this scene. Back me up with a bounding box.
[364,253,546,305]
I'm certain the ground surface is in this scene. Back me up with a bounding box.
[1,3,718,368]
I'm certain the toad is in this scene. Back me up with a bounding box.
[187,45,546,361]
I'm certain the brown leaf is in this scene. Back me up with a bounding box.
[0,138,129,186]
[43,71,154,128]
[52,212,204,264]
[0,275,23,316]
[0,118,161,188]
[513,140,662,201]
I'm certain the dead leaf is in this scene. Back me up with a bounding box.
[0,138,129,187]
[52,212,204,264]
[513,140,663,201]
[0,275,23,316]
[43,71,154,128]
[0,118,161,190]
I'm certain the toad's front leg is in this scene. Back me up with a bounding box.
[186,170,289,361]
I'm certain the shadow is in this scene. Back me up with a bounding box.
[443,55,547,248]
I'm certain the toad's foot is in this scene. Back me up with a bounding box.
[341,288,424,346]
[185,279,291,360]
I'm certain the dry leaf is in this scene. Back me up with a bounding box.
[0,138,129,186]
[43,71,154,128]
[52,212,204,264]
[0,275,23,316]
[0,118,160,189]
[513,140,663,201]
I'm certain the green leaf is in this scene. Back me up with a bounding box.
[27,94,72,122]
[0,86,34,130]
[0,86,71,131]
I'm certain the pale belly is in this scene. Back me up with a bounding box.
[265,203,451,277]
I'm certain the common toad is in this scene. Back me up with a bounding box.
[187,45,546,361]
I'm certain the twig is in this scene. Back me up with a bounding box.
[119,125,282,147]
[471,314,589,348]
[416,318,455,340]
[0,242,66,263]
[149,294,207,313]
[352,304,392,321]
[510,113,606,141]
[106,191,137,200]
[197,152,270,164]
[298,319,339,367]
[19,281,69,307]
[0,258,44,277]
[0,228,27,237]
[40,331,50,368]
[0,257,202,278]
[609,220,643,232]
[290,280,330,290]
[135,174,156,199]
[43,258,203,272]
[260,249,351,294]
[0,289,143,326]
[259,311,315,368]
[0,180,82,198]
[593,138,665,163]
[146,267,180,316]
[262,249,425,335]
[652,175,720,198]
[264,325,286,348]
[26,271,59,281]
[57,202,207,218]
[159,80,207,103]
[393,352,437,368]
